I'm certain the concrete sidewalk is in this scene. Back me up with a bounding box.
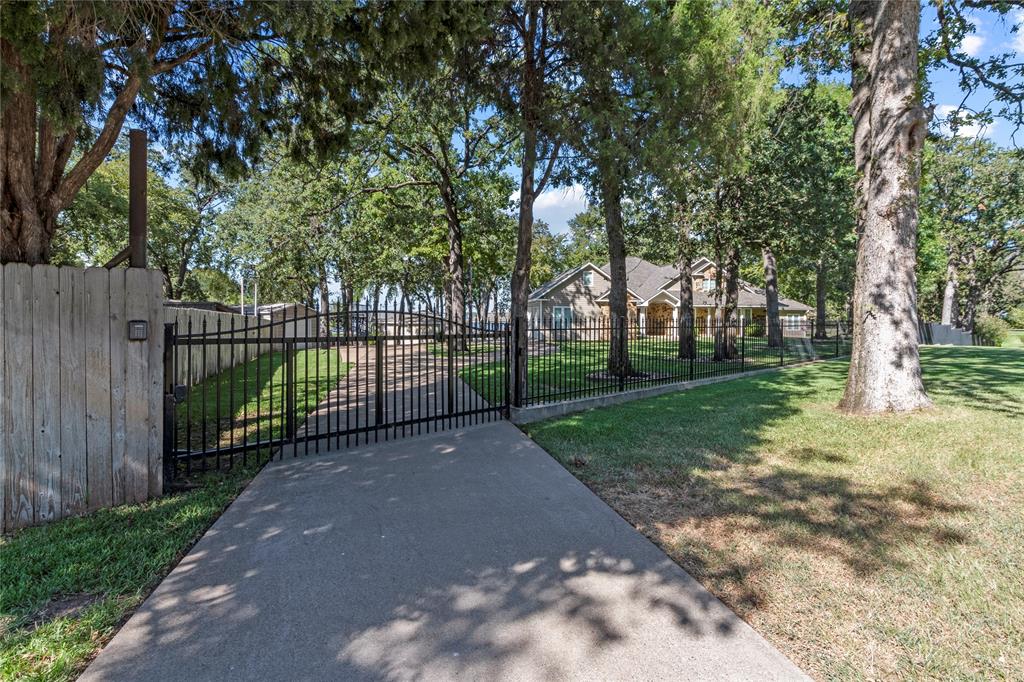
[83,422,806,681]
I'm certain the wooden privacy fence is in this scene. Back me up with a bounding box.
[165,307,320,386]
[166,307,262,386]
[0,263,165,532]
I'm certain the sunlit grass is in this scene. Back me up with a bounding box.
[464,334,847,404]
[528,346,1024,680]
[176,348,350,456]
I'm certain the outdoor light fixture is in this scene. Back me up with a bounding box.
[128,320,149,341]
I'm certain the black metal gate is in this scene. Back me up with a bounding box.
[163,309,510,483]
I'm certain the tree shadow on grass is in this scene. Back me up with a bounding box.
[534,356,981,621]
[920,346,1024,417]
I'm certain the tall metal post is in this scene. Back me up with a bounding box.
[512,317,523,407]
[162,322,176,491]
[374,332,384,426]
[128,129,147,268]
[285,341,297,440]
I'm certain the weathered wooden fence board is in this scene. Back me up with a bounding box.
[32,265,61,522]
[124,269,151,504]
[59,267,87,517]
[84,268,113,512]
[0,264,165,532]
[166,307,264,386]
[147,271,164,498]
[4,264,35,529]
[109,268,127,506]
[0,267,5,528]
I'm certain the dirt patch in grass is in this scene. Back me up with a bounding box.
[26,594,105,633]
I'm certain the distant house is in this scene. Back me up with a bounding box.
[528,256,812,333]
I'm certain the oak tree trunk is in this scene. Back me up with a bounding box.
[814,259,828,339]
[940,257,957,326]
[840,0,931,413]
[318,266,330,343]
[713,240,726,361]
[602,174,631,378]
[509,2,543,406]
[723,245,740,359]
[441,184,467,351]
[1,36,144,264]
[762,244,782,347]
[676,201,696,359]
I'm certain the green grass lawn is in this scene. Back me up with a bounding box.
[0,348,346,681]
[527,346,1023,680]
[175,348,350,470]
[464,334,848,404]
[1002,329,1024,348]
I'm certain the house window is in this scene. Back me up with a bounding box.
[581,271,593,287]
[703,278,716,292]
[553,306,573,329]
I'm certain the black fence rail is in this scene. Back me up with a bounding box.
[162,304,848,483]
[507,316,850,407]
[163,308,510,483]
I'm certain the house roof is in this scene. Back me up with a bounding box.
[528,262,610,300]
[530,255,813,312]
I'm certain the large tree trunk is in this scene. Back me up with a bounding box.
[713,240,726,361]
[723,245,740,359]
[1,37,144,264]
[940,257,958,326]
[317,265,330,343]
[601,173,631,378]
[814,258,828,339]
[509,3,542,406]
[840,0,931,413]
[762,244,782,347]
[440,183,467,350]
[960,258,980,331]
[676,201,695,359]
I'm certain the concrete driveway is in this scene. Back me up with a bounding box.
[83,422,806,681]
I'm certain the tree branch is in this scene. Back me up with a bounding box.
[533,140,561,197]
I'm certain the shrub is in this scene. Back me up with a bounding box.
[973,315,1010,346]
[1006,307,1024,329]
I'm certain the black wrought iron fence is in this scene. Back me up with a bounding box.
[163,303,849,480]
[506,316,850,407]
[163,308,510,483]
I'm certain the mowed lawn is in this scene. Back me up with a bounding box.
[527,346,1023,680]
[465,334,848,404]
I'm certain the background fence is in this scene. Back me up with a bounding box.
[511,316,849,406]
[1,264,165,532]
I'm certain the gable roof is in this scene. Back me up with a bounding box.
[528,262,610,301]
[530,255,813,311]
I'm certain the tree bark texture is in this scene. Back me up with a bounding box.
[940,257,958,326]
[762,244,782,347]
[440,181,467,350]
[1,35,144,264]
[815,259,828,339]
[602,173,632,378]
[509,2,542,406]
[840,0,931,413]
[676,201,696,359]
[723,245,740,359]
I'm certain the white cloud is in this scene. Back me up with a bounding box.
[960,33,985,57]
[934,104,996,139]
[511,183,589,233]
[1014,11,1024,52]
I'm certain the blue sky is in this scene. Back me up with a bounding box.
[532,7,1022,235]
